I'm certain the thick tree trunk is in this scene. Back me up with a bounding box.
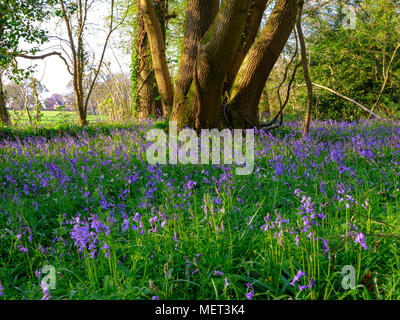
[0,72,10,125]
[141,0,298,130]
[225,0,270,93]
[175,0,219,96]
[174,0,252,130]
[227,0,299,128]
[171,0,219,129]
[137,1,163,120]
[139,0,174,116]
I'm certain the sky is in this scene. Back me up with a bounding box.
[17,54,73,97]
[14,1,131,100]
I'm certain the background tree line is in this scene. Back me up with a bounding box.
[1,0,399,130]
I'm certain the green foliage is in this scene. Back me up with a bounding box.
[305,0,400,120]
[0,0,53,80]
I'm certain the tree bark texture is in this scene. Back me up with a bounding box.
[227,0,299,128]
[139,0,174,115]
[141,0,299,130]
[137,0,164,120]
[296,2,313,138]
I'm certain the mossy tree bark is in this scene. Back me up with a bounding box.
[137,0,165,120]
[139,0,174,116]
[224,0,270,94]
[170,0,220,129]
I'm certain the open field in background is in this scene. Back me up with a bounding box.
[0,118,400,300]
[8,110,106,128]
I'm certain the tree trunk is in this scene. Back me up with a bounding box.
[227,0,299,128]
[225,0,270,93]
[173,0,253,130]
[141,0,298,130]
[75,90,87,126]
[0,15,9,125]
[296,3,313,138]
[20,84,33,126]
[171,0,219,129]
[0,72,10,125]
[175,0,219,96]
[139,0,174,116]
[31,77,42,124]
[137,0,164,120]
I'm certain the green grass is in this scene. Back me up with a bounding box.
[8,110,105,128]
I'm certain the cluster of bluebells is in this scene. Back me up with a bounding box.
[344,223,369,250]
[68,215,112,258]
[183,253,201,278]
[40,282,51,300]
[213,270,230,288]
[260,189,331,260]
[290,270,315,291]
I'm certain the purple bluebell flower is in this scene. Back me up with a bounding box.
[41,282,51,300]
[355,232,369,250]
[245,291,254,300]
[224,277,230,287]
[290,270,306,286]
[295,234,299,246]
[19,245,28,254]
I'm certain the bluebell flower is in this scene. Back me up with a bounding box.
[245,291,254,300]
[290,270,306,286]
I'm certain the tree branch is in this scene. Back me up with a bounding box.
[83,0,118,113]
[15,51,73,76]
[311,82,382,120]
[368,42,400,119]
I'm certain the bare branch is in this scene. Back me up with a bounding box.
[368,42,400,119]
[15,51,73,76]
[311,82,383,120]
[83,0,117,112]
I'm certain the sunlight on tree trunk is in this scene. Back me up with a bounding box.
[296,2,313,139]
